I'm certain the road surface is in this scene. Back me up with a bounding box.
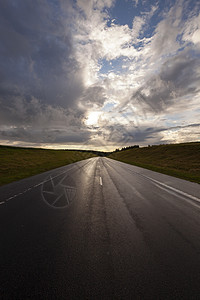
[1,157,200,299]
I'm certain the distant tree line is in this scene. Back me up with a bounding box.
[114,145,139,152]
[64,149,111,156]
[64,145,140,156]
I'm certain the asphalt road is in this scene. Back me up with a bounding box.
[1,157,200,299]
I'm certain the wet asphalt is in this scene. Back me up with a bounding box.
[1,157,200,299]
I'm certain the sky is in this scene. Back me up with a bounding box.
[0,0,200,151]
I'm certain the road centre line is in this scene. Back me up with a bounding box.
[100,176,103,186]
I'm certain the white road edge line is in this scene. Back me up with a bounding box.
[100,176,103,186]
[104,159,200,204]
[3,166,77,202]
[144,175,200,203]
[2,160,89,203]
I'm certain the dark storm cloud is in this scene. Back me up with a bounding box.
[0,125,92,144]
[97,122,200,146]
[79,85,107,109]
[104,124,159,144]
[0,0,91,144]
[131,50,200,112]
[0,0,84,118]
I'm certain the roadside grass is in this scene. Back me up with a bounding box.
[108,142,200,184]
[0,146,96,186]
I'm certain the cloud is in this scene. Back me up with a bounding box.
[73,0,200,147]
[160,124,200,144]
[183,13,200,48]
[0,0,93,146]
[0,94,92,144]
[0,0,199,149]
[79,85,107,110]
[0,126,92,144]
[88,116,200,148]
[132,16,146,39]
[132,4,158,40]
[130,50,200,113]
[0,0,85,108]
[132,0,139,7]
[76,0,114,17]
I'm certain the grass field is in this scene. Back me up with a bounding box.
[1,142,200,186]
[109,142,200,184]
[0,146,96,186]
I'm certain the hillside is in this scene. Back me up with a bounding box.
[109,142,200,183]
[0,146,96,186]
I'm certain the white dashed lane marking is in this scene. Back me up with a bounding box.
[100,176,103,186]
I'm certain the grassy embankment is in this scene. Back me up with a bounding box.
[0,146,96,186]
[109,142,200,184]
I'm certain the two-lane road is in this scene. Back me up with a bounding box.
[1,157,200,299]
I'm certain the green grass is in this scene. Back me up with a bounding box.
[0,146,96,186]
[1,142,200,186]
[109,142,200,184]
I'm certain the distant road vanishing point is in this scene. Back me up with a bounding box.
[1,157,200,299]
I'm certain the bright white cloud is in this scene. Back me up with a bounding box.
[183,13,200,47]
